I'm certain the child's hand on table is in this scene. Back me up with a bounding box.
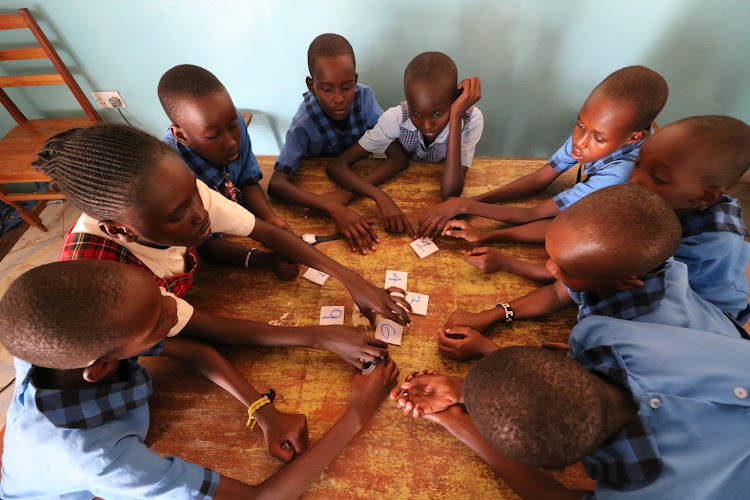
[373,192,416,237]
[418,197,467,239]
[255,405,308,463]
[442,220,487,244]
[460,247,509,274]
[350,356,400,425]
[443,307,495,333]
[250,250,299,281]
[390,370,464,418]
[317,326,390,367]
[438,326,500,361]
[303,190,354,219]
[346,281,412,326]
[328,204,379,255]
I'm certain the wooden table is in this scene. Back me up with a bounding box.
[142,156,592,499]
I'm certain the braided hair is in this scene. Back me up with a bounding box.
[33,123,175,222]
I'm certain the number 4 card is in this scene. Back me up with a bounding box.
[384,270,408,291]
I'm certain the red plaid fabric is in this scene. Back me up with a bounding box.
[58,229,198,298]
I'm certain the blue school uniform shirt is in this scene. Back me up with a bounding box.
[1,344,220,500]
[566,258,748,338]
[570,316,750,499]
[164,107,262,208]
[676,196,750,324]
[274,84,383,175]
[549,135,645,211]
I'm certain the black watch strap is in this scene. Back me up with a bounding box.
[315,232,344,243]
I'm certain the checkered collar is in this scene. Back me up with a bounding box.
[171,108,245,204]
[303,85,368,150]
[575,345,662,490]
[31,341,164,430]
[583,137,646,175]
[573,261,671,321]
[679,196,749,238]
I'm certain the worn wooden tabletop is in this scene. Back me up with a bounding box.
[142,156,593,499]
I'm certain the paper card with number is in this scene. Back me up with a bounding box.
[405,292,429,316]
[361,359,377,375]
[384,270,408,292]
[374,318,404,345]
[320,306,345,325]
[303,267,329,285]
[410,237,439,259]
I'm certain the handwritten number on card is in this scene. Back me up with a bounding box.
[380,322,395,339]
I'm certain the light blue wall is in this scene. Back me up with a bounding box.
[1,0,749,157]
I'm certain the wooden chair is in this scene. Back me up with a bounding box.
[0,8,100,231]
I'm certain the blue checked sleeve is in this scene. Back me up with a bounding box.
[547,135,578,173]
[275,120,311,175]
[233,109,263,187]
[88,435,220,499]
[362,86,384,128]
[552,162,631,211]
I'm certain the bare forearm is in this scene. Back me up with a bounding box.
[472,164,559,204]
[268,173,341,213]
[326,144,408,201]
[198,236,249,267]
[509,282,573,319]
[441,115,466,200]
[461,199,558,225]
[242,184,278,222]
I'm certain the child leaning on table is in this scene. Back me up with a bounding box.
[0,260,400,499]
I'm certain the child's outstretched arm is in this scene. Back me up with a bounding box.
[182,308,390,368]
[249,219,412,325]
[442,77,482,200]
[419,197,560,239]
[213,357,400,499]
[472,164,561,203]
[326,142,414,236]
[268,170,377,255]
[241,183,293,233]
[198,237,299,281]
[441,280,573,334]
[161,337,307,463]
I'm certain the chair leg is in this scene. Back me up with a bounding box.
[0,185,48,232]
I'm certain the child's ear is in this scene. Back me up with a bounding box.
[83,356,119,383]
[625,129,648,144]
[306,76,315,96]
[170,125,191,147]
[615,275,644,291]
[698,186,723,209]
[99,221,139,243]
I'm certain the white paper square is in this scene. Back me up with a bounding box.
[319,306,345,325]
[374,318,404,345]
[410,237,439,259]
[303,267,329,285]
[384,270,408,291]
[405,292,429,316]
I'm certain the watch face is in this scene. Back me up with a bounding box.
[302,233,316,244]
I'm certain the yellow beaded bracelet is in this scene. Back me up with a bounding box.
[246,389,276,430]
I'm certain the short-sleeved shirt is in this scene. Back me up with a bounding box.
[675,196,750,324]
[1,352,221,499]
[570,316,750,499]
[566,258,747,338]
[549,135,646,211]
[164,107,262,208]
[274,84,383,175]
[64,179,256,337]
[358,101,484,167]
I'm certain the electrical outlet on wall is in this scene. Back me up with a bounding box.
[91,91,126,108]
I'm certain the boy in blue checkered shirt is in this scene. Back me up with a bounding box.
[391,318,750,498]
[328,52,483,240]
[159,64,298,281]
[268,33,402,255]
[629,115,750,324]
[435,184,747,361]
[426,67,668,262]
[0,261,399,499]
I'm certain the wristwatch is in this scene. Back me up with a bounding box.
[301,232,344,245]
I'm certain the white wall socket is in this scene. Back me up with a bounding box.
[91,91,126,108]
